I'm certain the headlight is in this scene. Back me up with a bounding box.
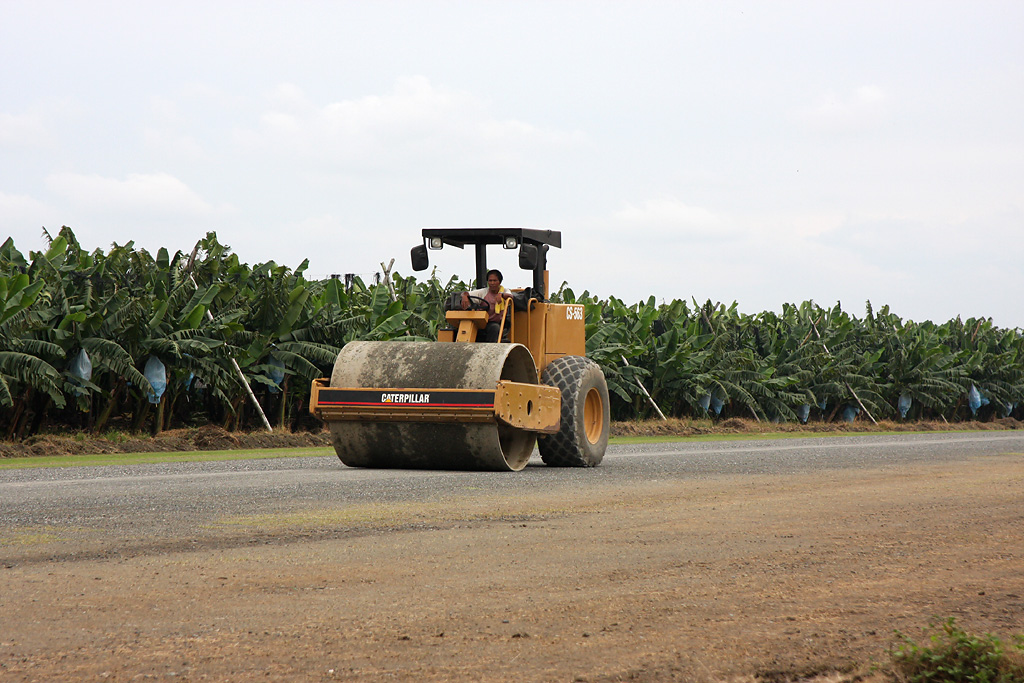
[503,235,518,249]
[428,236,444,250]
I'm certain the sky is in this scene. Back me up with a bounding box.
[2,1,1022,328]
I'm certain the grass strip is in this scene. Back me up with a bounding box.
[607,429,954,444]
[0,447,336,470]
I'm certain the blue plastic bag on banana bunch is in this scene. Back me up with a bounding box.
[67,349,92,397]
[267,355,286,394]
[898,393,912,418]
[144,356,167,404]
[967,385,989,415]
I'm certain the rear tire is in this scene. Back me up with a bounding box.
[539,355,610,467]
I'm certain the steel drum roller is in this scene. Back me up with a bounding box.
[328,341,539,471]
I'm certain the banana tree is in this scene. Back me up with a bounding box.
[0,268,66,437]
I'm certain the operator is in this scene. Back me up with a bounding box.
[461,268,514,342]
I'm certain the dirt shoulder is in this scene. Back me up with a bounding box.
[3,454,1024,681]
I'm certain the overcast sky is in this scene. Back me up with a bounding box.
[3,1,1022,328]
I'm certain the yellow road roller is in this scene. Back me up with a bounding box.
[309,228,610,471]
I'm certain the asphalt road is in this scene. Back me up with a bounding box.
[2,431,1023,564]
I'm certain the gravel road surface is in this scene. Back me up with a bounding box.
[3,432,1023,560]
[2,432,1023,682]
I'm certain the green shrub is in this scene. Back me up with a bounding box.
[888,617,1024,683]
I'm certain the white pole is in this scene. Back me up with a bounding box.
[621,355,667,421]
[185,247,272,433]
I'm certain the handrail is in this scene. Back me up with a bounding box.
[499,297,512,342]
[526,298,538,350]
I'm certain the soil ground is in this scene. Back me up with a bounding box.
[2,451,1024,681]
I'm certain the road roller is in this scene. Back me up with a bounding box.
[308,228,610,471]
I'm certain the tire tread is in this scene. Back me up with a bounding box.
[539,355,607,467]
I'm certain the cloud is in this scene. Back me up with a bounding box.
[0,192,61,238]
[560,192,1024,328]
[553,197,923,313]
[45,172,228,216]
[0,111,53,148]
[601,198,732,245]
[614,198,721,229]
[140,90,230,161]
[142,127,208,161]
[799,85,887,132]
[232,77,586,173]
[249,213,364,275]
[601,199,846,248]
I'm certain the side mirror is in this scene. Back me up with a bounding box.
[519,243,538,270]
[411,244,429,271]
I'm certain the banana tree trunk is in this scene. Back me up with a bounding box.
[275,376,289,429]
[223,396,243,431]
[27,395,50,437]
[152,394,165,436]
[6,388,31,440]
[93,379,123,433]
[131,395,150,433]
[163,390,181,432]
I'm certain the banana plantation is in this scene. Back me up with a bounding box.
[2,227,1023,440]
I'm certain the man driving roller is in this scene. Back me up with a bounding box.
[461,269,514,342]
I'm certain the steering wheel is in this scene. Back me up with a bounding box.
[463,294,489,311]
